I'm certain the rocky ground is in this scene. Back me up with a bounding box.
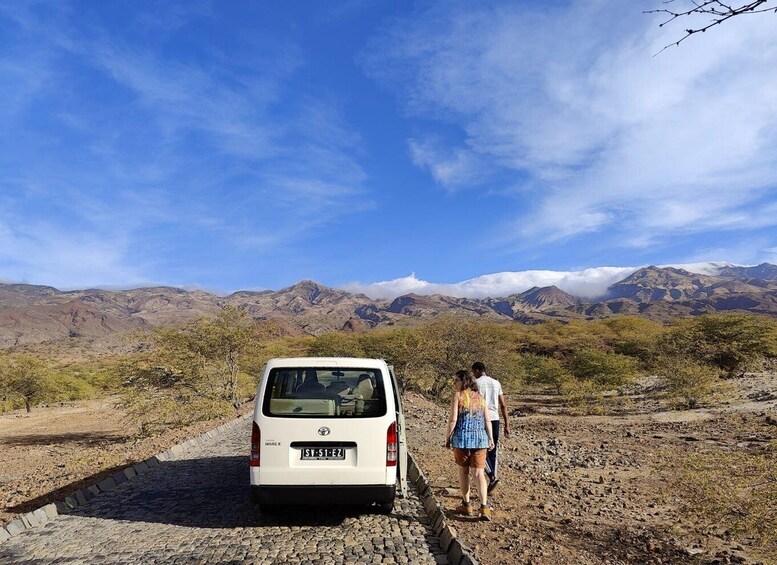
[403,375,777,565]
[0,398,253,526]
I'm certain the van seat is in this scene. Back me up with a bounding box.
[270,398,335,416]
[353,379,373,399]
[326,381,350,395]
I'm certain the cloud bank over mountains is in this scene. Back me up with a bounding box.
[343,262,738,300]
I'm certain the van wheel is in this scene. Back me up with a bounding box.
[375,500,394,515]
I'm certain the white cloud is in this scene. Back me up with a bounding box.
[363,1,777,249]
[659,262,733,276]
[0,218,147,289]
[408,138,484,189]
[343,266,640,300]
[342,260,771,301]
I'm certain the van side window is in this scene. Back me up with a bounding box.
[262,368,387,418]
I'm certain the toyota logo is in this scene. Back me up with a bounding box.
[318,427,331,436]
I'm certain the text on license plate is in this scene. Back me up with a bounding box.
[301,447,345,460]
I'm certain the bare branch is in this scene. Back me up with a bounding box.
[646,0,776,54]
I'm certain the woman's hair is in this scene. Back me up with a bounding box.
[455,369,479,392]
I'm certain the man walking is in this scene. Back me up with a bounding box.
[473,361,510,493]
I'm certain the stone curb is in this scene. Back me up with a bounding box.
[408,453,479,565]
[0,411,253,544]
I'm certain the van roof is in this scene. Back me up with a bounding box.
[265,357,387,369]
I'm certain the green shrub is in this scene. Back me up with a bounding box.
[47,370,99,403]
[519,320,611,358]
[599,316,664,362]
[519,353,572,394]
[566,348,639,389]
[655,357,722,409]
[306,332,366,358]
[561,378,606,415]
[0,355,52,413]
[664,313,777,377]
[379,318,520,399]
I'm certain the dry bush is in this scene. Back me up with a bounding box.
[560,378,606,415]
[518,320,611,358]
[326,318,523,400]
[653,357,725,409]
[115,307,266,435]
[663,313,777,377]
[122,389,233,437]
[305,332,367,358]
[675,442,777,561]
[566,348,640,389]
[519,353,572,394]
[598,316,665,362]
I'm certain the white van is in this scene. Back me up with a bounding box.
[250,357,408,513]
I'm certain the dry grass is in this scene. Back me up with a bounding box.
[674,441,777,561]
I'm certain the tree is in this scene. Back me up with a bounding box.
[153,306,256,407]
[600,317,665,363]
[519,353,572,395]
[0,355,50,413]
[664,313,777,377]
[119,306,262,435]
[567,348,640,389]
[656,356,721,409]
[306,332,366,358]
[647,1,777,52]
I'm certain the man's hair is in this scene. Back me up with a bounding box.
[472,362,486,373]
[456,369,479,392]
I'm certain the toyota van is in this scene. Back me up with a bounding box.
[250,357,408,513]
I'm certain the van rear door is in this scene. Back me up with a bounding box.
[258,365,394,487]
[388,364,408,498]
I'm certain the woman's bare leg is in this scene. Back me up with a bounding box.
[473,467,488,506]
[458,465,471,502]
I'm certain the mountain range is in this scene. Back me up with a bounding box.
[2,263,777,348]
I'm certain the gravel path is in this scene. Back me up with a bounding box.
[0,419,446,564]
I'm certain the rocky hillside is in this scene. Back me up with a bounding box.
[2,264,777,347]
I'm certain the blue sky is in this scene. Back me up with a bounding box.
[2,1,777,298]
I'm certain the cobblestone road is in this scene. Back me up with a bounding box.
[0,419,446,564]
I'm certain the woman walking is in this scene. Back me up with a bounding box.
[445,369,495,520]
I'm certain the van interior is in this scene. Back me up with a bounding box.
[262,368,386,417]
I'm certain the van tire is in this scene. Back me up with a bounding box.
[375,500,394,515]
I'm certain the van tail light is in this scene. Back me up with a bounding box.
[250,422,261,467]
[386,422,398,467]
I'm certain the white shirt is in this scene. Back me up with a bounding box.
[476,374,502,421]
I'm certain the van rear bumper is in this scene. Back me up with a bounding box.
[251,484,395,506]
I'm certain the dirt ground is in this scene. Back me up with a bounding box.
[404,375,777,565]
[2,378,776,564]
[0,398,252,526]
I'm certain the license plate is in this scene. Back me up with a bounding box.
[300,447,345,460]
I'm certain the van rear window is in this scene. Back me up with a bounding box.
[262,368,387,418]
